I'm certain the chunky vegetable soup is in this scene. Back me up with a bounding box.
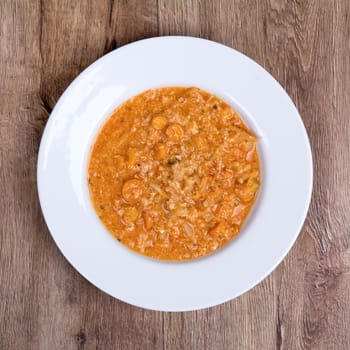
[88,87,260,260]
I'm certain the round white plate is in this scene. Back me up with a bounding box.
[37,36,312,311]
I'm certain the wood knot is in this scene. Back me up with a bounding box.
[309,267,342,293]
[39,93,53,117]
[76,329,86,345]
[104,37,118,54]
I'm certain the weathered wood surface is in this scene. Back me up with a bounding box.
[0,1,349,349]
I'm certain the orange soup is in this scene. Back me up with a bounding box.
[88,87,260,260]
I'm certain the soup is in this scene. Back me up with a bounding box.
[88,87,260,260]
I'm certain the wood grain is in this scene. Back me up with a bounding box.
[0,1,349,349]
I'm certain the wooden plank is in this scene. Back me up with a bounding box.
[159,1,277,349]
[0,2,43,349]
[38,2,161,349]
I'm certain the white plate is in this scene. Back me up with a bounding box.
[37,36,312,311]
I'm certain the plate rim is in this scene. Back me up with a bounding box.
[37,36,313,311]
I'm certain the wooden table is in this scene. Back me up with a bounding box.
[1,1,349,349]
